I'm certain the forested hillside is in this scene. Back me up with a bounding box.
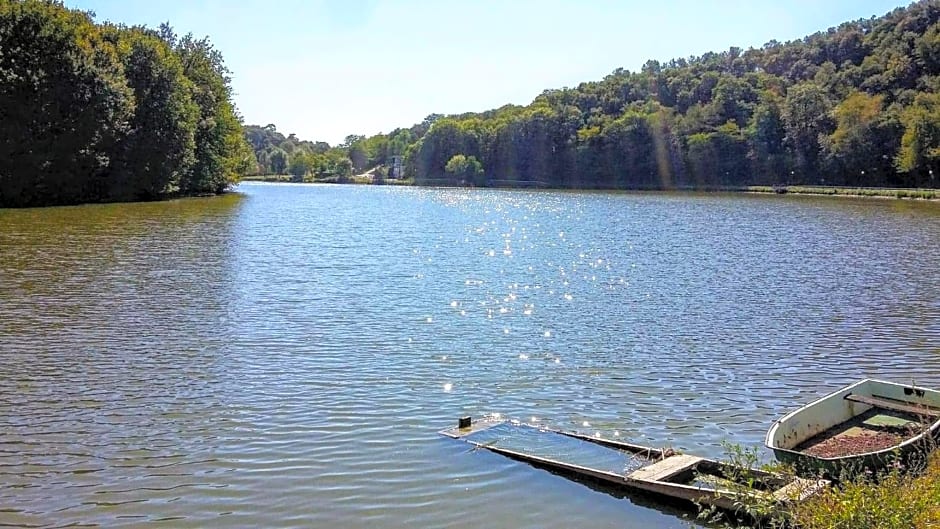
[0,0,253,207]
[255,1,940,190]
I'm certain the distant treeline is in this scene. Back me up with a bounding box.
[253,1,940,190]
[0,0,252,208]
[243,124,426,182]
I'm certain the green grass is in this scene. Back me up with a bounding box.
[700,446,940,529]
[240,174,293,182]
[789,451,940,529]
[747,185,940,200]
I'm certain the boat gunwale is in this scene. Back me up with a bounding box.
[765,378,940,462]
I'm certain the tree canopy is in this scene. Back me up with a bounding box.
[0,0,251,207]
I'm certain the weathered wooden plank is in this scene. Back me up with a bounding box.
[628,454,703,482]
[438,418,505,438]
[772,478,829,502]
[845,394,940,418]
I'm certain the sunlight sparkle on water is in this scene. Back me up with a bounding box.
[443,383,453,392]
[518,354,529,360]
[425,317,433,323]
[543,331,552,338]
[582,421,591,427]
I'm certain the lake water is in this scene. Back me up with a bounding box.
[1,182,939,528]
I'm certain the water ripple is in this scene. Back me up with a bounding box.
[0,185,938,528]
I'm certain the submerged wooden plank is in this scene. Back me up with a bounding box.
[628,454,703,482]
[845,394,940,418]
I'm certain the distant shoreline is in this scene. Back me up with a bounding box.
[239,176,940,201]
[744,185,940,201]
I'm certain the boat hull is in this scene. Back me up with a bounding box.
[443,419,826,517]
[765,379,940,477]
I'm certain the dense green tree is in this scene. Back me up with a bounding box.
[595,110,658,188]
[288,152,313,181]
[334,158,353,178]
[747,94,788,182]
[782,83,833,180]
[348,140,369,173]
[413,119,481,183]
[445,154,484,185]
[709,76,758,127]
[269,148,289,175]
[686,122,748,186]
[107,27,199,200]
[897,91,940,186]
[0,1,250,207]
[824,91,898,185]
[171,31,250,194]
[0,0,132,206]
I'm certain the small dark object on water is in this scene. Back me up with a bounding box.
[458,416,472,429]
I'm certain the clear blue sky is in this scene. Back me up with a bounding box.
[66,0,909,145]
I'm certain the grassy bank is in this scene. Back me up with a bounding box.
[240,174,294,182]
[240,174,415,185]
[789,451,940,528]
[747,185,940,200]
[706,448,940,528]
